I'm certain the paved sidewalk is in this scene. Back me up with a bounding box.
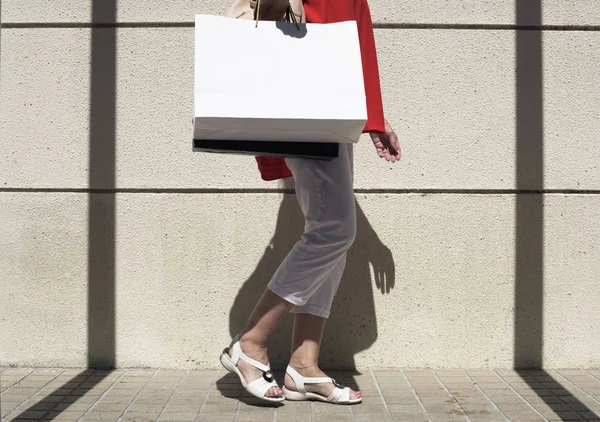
[1,368,599,422]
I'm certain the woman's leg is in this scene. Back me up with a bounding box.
[283,310,362,400]
[268,144,356,314]
[228,289,294,398]
[228,144,355,399]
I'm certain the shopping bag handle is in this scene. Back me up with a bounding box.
[252,0,300,30]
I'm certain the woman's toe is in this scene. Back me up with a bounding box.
[266,386,282,398]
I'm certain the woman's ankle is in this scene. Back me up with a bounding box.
[239,331,269,354]
[289,359,319,371]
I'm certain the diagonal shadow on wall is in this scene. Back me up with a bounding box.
[10,0,118,419]
[514,0,599,419]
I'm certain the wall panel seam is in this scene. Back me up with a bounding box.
[2,22,600,31]
[1,189,600,195]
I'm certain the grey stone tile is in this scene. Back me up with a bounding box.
[389,413,429,422]
[351,413,390,422]
[41,410,87,420]
[79,412,124,421]
[196,413,237,421]
[427,412,468,421]
[162,404,202,413]
[502,411,545,421]
[579,410,600,420]
[386,404,424,413]
[159,412,200,421]
[313,401,351,414]
[127,404,167,413]
[381,394,420,405]
[120,411,162,421]
[496,402,534,412]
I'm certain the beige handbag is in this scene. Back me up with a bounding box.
[226,0,306,25]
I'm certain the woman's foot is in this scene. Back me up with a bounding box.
[227,334,283,399]
[283,364,362,401]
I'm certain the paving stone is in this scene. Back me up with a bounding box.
[61,394,103,404]
[427,412,468,421]
[196,413,238,421]
[496,402,535,412]
[91,403,130,413]
[159,412,200,421]
[313,401,351,414]
[127,404,167,413]
[579,410,600,420]
[531,402,573,412]
[27,395,65,403]
[352,413,390,422]
[390,413,429,422]
[276,416,312,422]
[202,402,239,413]
[386,404,424,412]
[521,395,564,404]
[121,411,162,421]
[420,404,462,413]
[505,418,544,422]
[79,411,124,421]
[41,410,87,420]
[565,401,596,411]
[52,402,94,411]
[381,394,419,405]
[538,410,585,420]
[23,400,62,413]
[162,404,202,413]
[418,396,457,405]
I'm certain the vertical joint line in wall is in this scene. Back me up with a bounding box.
[492,370,549,421]
[78,370,128,421]
[400,369,433,422]
[369,370,392,422]
[431,370,471,422]
[462,371,511,422]
[194,370,220,422]
[156,369,191,421]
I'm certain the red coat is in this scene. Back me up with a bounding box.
[255,0,386,181]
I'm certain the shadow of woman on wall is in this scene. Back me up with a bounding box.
[227,177,396,371]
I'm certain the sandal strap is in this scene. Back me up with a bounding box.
[286,365,336,394]
[247,375,279,398]
[328,386,351,403]
[230,335,271,373]
[302,376,333,384]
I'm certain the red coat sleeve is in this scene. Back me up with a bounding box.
[255,0,385,181]
[354,0,386,134]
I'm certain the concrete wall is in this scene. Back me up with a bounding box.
[1,1,599,369]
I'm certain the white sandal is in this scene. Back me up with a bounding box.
[219,335,284,403]
[282,365,362,404]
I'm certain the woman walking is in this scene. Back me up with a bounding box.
[221,0,401,404]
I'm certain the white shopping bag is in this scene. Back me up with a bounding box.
[192,14,367,147]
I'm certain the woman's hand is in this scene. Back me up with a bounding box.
[369,119,401,163]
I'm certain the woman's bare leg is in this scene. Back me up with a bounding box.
[284,313,361,400]
[228,288,294,398]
